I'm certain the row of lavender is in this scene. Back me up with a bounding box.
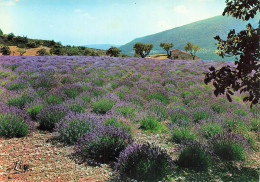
[0,56,258,180]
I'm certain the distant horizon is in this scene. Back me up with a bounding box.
[0,0,226,46]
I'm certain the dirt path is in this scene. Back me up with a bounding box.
[0,131,113,181]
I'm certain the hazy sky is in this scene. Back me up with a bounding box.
[0,0,226,46]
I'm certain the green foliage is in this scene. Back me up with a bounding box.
[63,87,82,99]
[184,41,201,60]
[177,143,212,171]
[213,141,246,161]
[91,99,114,114]
[0,29,3,36]
[103,117,132,135]
[26,105,43,120]
[106,46,122,57]
[0,46,11,55]
[234,108,248,116]
[81,95,91,103]
[45,95,64,105]
[7,95,34,109]
[193,110,212,122]
[210,103,226,114]
[36,48,49,56]
[0,114,29,138]
[200,122,224,139]
[171,127,197,144]
[160,42,174,57]
[17,48,26,56]
[148,92,168,104]
[6,82,27,91]
[116,106,136,119]
[139,115,164,132]
[133,42,154,58]
[92,79,104,87]
[204,0,259,107]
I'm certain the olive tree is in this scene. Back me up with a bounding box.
[184,42,201,60]
[160,43,174,57]
[133,42,153,58]
[106,46,122,57]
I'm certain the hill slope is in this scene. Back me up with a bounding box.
[120,15,259,61]
[84,44,121,50]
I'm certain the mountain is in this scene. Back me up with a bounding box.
[120,15,259,61]
[84,44,121,50]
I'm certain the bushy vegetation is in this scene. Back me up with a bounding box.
[115,142,173,181]
[0,53,257,180]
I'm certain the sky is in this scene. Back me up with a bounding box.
[0,0,226,46]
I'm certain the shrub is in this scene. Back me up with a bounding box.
[210,103,226,114]
[34,74,57,88]
[171,127,197,144]
[55,112,98,145]
[234,108,248,116]
[147,100,167,121]
[103,116,132,135]
[60,75,74,84]
[180,90,193,98]
[139,115,164,132]
[45,95,64,105]
[192,108,212,122]
[75,125,133,163]
[80,94,91,103]
[148,92,168,104]
[37,105,69,131]
[168,108,191,125]
[62,85,83,99]
[210,133,250,161]
[0,114,29,138]
[115,142,173,181]
[6,82,27,91]
[91,98,114,114]
[26,105,43,120]
[200,122,225,139]
[7,95,34,109]
[92,78,105,87]
[177,141,212,171]
[116,105,136,119]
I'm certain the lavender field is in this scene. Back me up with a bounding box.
[0,56,259,181]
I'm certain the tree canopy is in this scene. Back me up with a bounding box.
[106,46,122,57]
[204,0,260,107]
[133,42,153,58]
[184,42,201,60]
[0,46,11,55]
[160,43,174,57]
[0,29,3,36]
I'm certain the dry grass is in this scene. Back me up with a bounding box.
[149,54,169,60]
[7,46,51,56]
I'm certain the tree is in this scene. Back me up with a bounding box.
[184,42,201,60]
[83,48,92,56]
[0,46,11,55]
[36,48,48,56]
[106,46,122,57]
[7,33,15,41]
[17,48,26,56]
[133,42,153,58]
[160,43,174,57]
[204,0,259,107]
[0,29,3,36]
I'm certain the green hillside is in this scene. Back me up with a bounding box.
[120,15,259,61]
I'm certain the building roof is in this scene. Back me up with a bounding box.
[170,49,190,55]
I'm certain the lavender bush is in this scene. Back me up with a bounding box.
[115,142,173,181]
[75,125,133,163]
[55,112,98,145]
